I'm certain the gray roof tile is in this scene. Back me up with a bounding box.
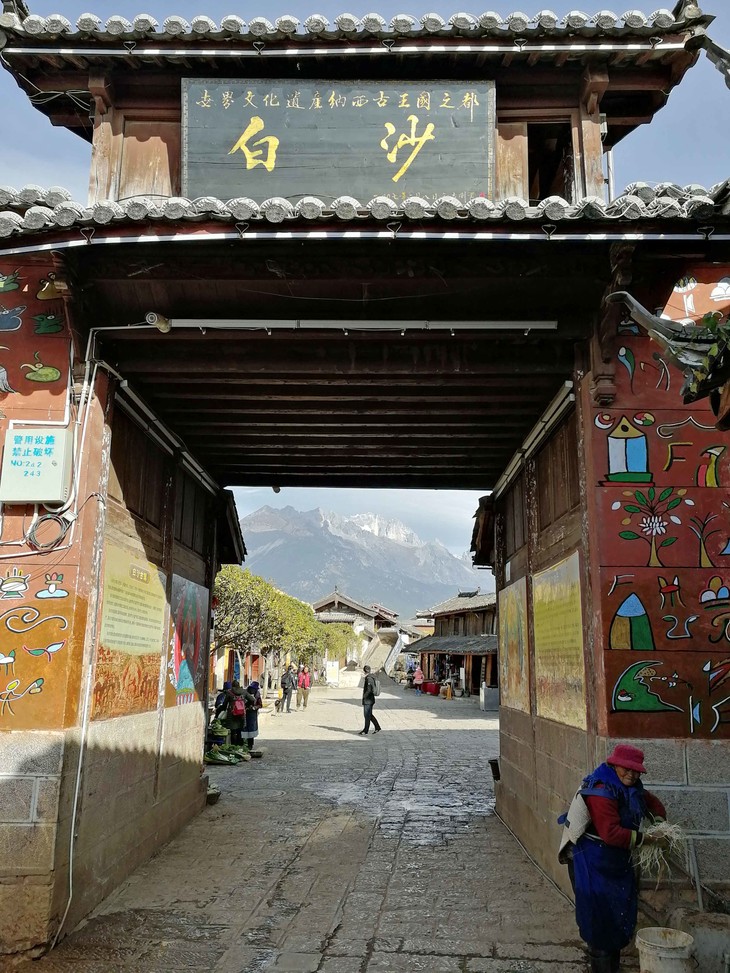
[0,184,723,241]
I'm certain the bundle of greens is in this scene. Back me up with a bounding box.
[635,821,686,881]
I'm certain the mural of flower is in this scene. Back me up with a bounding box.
[640,516,667,536]
[618,487,683,567]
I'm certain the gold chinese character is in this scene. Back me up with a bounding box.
[228,116,280,173]
[287,90,306,110]
[398,93,410,108]
[461,90,480,121]
[375,90,390,108]
[244,90,258,108]
[309,91,323,110]
[352,94,369,108]
[380,114,436,183]
[196,88,212,109]
[440,91,454,109]
[263,93,280,107]
[417,91,431,110]
[222,90,234,110]
[328,90,346,108]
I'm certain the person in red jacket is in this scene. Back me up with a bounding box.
[296,664,312,710]
[559,744,667,973]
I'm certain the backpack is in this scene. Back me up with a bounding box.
[231,696,246,718]
[373,676,381,697]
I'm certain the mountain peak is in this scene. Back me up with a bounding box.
[239,504,491,618]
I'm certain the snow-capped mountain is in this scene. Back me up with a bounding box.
[238,506,492,619]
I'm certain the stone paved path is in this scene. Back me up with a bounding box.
[21,681,605,973]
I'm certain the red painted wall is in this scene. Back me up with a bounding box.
[589,267,730,740]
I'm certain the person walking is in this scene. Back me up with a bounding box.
[413,665,424,694]
[280,665,296,713]
[358,664,381,736]
[297,664,312,710]
[558,744,668,973]
[224,679,247,745]
[242,680,263,750]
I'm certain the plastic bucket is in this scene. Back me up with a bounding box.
[636,927,694,973]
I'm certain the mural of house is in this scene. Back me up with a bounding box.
[413,590,498,694]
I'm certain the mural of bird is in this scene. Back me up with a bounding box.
[32,312,64,335]
[22,639,66,662]
[0,270,20,293]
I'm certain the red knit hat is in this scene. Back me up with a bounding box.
[607,744,646,774]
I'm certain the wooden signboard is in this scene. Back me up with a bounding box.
[182,79,496,203]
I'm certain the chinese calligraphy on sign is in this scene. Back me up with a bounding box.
[183,79,495,204]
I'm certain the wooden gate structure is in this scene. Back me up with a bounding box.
[0,0,729,956]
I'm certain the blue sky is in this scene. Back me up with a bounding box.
[0,3,728,552]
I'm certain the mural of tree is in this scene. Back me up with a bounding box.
[617,487,683,567]
[688,512,721,568]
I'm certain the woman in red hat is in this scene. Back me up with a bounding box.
[558,743,667,973]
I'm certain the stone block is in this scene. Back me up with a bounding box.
[0,822,56,873]
[273,953,322,972]
[692,836,730,883]
[0,730,64,776]
[653,787,730,833]
[34,776,61,822]
[687,739,730,786]
[605,737,686,784]
[0,776,34,822]
[0,877,53,954]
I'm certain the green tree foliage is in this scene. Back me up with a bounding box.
[214,567,355,666]
[321,623,360,665]
[213,566,282,656]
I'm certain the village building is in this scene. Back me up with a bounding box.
[413,590,498,696]
[313,589,411,675]
[0,0,729,958]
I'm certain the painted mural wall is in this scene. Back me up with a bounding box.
[498,576,530,712]
[0,259,84,732]
[593,267,730,740]
[94,544,168,719]
[533,551,587,729]
[165,574,209,707]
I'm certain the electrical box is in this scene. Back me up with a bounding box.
[0,426,74,504]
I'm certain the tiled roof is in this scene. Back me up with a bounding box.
[0,184,722,241]
[430,592,497,614]
[0,7,705,44]
[410,633,498,653]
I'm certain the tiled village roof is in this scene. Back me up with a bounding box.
[430,591,497,614]
[0,6,709,44]
[410,633,498,653]
[0,183,725,243]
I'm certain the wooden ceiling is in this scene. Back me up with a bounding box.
[65,235,606,489]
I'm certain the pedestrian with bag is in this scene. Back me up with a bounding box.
[224,679,247,745]
[242,680,263,750]
[557,744,668,973]
[297,664,312,710]
[358,664,381,736]
[280,665,296,713]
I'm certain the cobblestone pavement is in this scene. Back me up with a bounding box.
[21,681,612,973]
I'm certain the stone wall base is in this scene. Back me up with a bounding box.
[0,705,207,961]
